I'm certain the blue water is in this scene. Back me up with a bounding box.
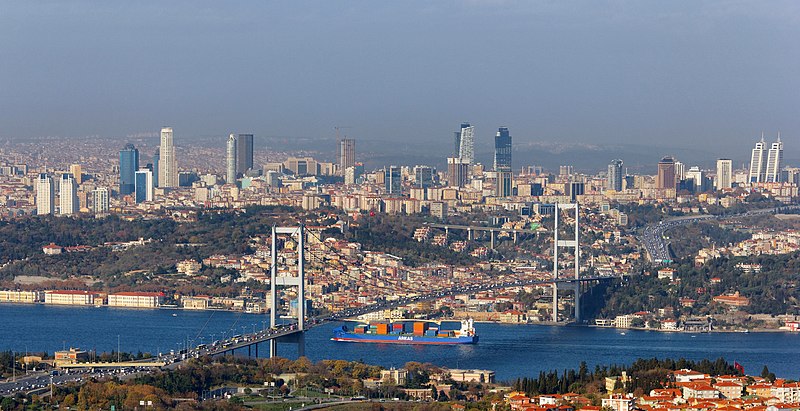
[2,304,799,380]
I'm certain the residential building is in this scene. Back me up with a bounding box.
[448,157,469,187]
[494,127,512,170]
[69,164,82,184]
[92,187,109,214]
[496,168,513,197]
[119,143,139,195]
[716,158,733,190]
[152,148,160,187]
[36,173,55,215]
[59,173,78,215]
[158,127,178,188]
[602,395,635,411]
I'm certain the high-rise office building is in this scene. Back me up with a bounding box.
[657,157,676,190]
[559,165,574,177]
[413,165,434,188]
[456,123,474,164]
[226,134,237,184]
[447,157,469,187]
[674,161,686,181]
[119,143,139,196]
[36,173,54,216]
[749,135,767,183]
[135,169,154,203]
[339,138,355,175]
[716,159,733,190]
[765,134,783,183]
[152,148,160,188]
[384,166,402,195]
[69,164,82,184]
[236,134,254,176]
[607,159,624,191]
[685,166,703,192]
[494,127,512,171]
[158,127,178,188]
[92,187,109,214]
[496,168,513,197]
[59,173,78,215]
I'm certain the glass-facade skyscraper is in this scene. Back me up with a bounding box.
[119,143,139,196]
[236,134,254,176]
[493,127,512,171]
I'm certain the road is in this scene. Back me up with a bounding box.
[638,205,800,263]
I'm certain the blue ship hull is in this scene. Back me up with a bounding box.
[331,326,478,345]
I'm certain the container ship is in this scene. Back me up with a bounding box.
[332,319,478,345]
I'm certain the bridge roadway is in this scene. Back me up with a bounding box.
[639,205,800,263]
[160,272,625,367]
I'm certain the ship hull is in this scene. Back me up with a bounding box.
[332,327,477,345]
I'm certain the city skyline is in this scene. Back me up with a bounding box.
[0,2,797,154]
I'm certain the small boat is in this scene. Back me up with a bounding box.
[620,332,626,335]
[172,313,178,317]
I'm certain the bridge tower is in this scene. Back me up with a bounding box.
[552,203,580,323]
[269,224,307,358]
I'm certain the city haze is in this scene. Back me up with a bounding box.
[1,1,798,160]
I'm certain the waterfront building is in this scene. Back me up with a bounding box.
[384,166,401,195]
[657,157,676,190]
[182,296,211,310]
[59,173,78,215]
[765,135,783,182]
[54,348,89,366]
[749,136,767,183]
[456,123,475,164]
[607,159,624,191]
[92,187,109,214]
[134,169,154,203]
[494,127,512,170]
[36,173,55,215]
[158,127,178,188]
[716,159,733,190]
[339,138,355,175]
[107,292,164,308]
[119,143,139,195]
[44,290,98,306]
[0,290,43,303]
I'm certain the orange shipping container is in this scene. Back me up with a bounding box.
[376,324,389,335]
[413,322,427,335]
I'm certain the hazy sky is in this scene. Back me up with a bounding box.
[1,1,798,157]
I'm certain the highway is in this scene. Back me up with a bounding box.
[638,205,800,263]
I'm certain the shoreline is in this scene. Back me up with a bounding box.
[0,301,268,315]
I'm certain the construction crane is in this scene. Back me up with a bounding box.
[334,126,352,140]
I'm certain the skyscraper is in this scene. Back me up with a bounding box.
[496,168,513,197]
[158,127,178,188]
[494,127,512,170]
[447,157,469,187]
[657,156,676,190]
[59,173,78,215]
[716,159,733,190]
[413,165,433,188]
[92,187,109,214]
[119,143,139,196]
[36,173,54,216]
[454,123,474,164]
[135,169,154,203]
[236,134,254,176]
[607,159,624,191]
[749,135,767,183]
[765,134,783,183]
[384,166,401,195]
[339,138,355,174]
[226,134,237,184]
[685,166,703,192]
[152,148,160,188]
